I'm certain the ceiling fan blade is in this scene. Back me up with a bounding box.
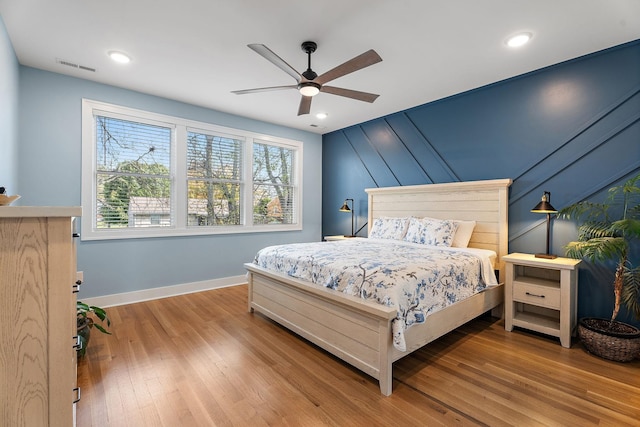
[315,49,382,85]
[232,85,297,95]
[320,86,380,103]
[297,96,312,116]
[248,44,302,82]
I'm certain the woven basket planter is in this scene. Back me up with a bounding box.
[578,318,640,362]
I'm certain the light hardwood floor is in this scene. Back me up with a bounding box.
[77,285,640,426]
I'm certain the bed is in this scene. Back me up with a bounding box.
[245,179,511,395]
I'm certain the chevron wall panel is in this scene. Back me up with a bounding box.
[323,40,640,325]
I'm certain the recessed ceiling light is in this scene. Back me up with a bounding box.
[506,32,532,48]
[316,112,328,120]
[108,51,131,64]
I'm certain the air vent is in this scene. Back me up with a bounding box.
[310,124,319,128]
[56,58,96,73]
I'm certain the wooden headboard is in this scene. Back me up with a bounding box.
[365,179,512,280]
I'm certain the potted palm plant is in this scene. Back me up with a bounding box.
[558,173,640,362]
[77,301,111,357]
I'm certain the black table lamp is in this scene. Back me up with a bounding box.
[339,199,355,237]
[531,191,558,259]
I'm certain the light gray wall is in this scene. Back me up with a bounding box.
[18,66,323,298]
[0,16,18,193]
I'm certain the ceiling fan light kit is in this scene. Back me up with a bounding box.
[232,41,382,115]
[299,82,321,97]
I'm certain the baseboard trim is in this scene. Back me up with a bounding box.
[79,275,247,308]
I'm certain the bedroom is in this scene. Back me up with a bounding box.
[1,1,639,425]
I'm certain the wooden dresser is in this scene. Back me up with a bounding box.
[0,207,82,427]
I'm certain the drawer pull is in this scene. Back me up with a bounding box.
[526,291,545,298]
[73,335,82,350]
[73,387,81,404]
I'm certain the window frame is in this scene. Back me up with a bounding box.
[81,99,303,240]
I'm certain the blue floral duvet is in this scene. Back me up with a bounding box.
[253,238,498,351]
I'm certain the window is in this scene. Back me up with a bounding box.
[253,141,296,225]
[186,129,242,227]
[95,115,172,230]
[82,100,302,240]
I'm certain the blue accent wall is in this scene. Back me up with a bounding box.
[17,67,322,299]
[323,40,640,326]
[0,16,19,193]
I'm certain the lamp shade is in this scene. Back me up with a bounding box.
[531,192,557,213]
[339,201,351,212]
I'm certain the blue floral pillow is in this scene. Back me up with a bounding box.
[403,217,458,246]
[369,217,410,240]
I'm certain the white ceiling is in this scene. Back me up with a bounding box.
[1,0,639,134]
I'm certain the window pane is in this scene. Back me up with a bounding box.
[94,115,172,230]
[253,142,293,182]
[97,173,172,228]
[253,142,296,225]
[96,116,171,171]
[187,181,240,226]
[187,130,243,227]
[187,131,242,179]
[253,183,295,224]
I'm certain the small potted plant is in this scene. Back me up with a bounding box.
[558,173,640,362]
[77,301,111,357]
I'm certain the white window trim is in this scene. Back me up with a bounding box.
[81,99,303,240]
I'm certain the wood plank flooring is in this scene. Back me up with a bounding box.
[77,285,640,426]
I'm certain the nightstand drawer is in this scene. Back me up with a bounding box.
[513,281,560,309]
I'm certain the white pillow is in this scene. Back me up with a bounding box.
[403,217,458,247]
[451,220,477,248]
[369,217,410,240]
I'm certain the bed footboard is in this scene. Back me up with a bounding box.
[245,263,397,395]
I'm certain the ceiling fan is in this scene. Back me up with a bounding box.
[232,41,382,116]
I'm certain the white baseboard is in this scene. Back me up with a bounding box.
[79,275,247,308]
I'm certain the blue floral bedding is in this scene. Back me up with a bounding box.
[252,238,498,351]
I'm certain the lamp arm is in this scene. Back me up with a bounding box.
[351,209,355,237]
[546,212,551,255]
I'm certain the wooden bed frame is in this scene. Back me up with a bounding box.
[245,179,512,395]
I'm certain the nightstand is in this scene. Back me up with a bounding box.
[323,235,352,241]
[503,253,581,348]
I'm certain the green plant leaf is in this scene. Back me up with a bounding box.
[565,237,627,263]
[77,300,111,334]
[622,267,640,320]
[92,324,112,335]
[577,222,616,240]
[610,218,640,240]
[557,201,607,222]
[559,172,640,322]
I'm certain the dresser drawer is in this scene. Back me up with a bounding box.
[513,281,560,309]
